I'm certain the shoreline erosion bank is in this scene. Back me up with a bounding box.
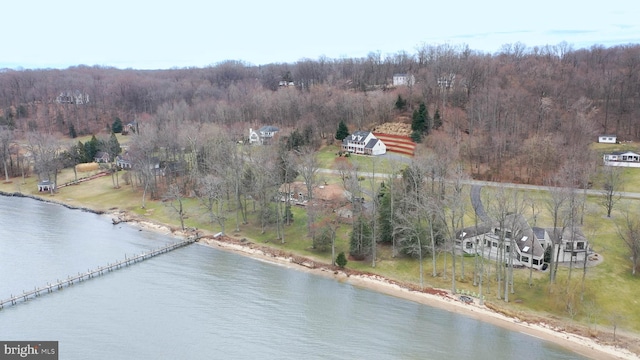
[2,191,638,360]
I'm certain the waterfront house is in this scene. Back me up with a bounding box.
[457,214,590,270]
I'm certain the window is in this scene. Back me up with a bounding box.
[576,242,585,250]
[465,242,473,249]
[532,259,539,265]
[521,256,529,263]
[506,245,510,252]
[493,242,498,248]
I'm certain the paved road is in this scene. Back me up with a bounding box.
[318,168,640,200]
[470,185,491,222]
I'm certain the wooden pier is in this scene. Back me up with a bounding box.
[0,237,197,309]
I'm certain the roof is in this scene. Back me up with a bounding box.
[503,214,546,257]
[343,131,371,144]
[532,227,546,241]
[365,138,378,149]
[609,151,639,156]
[458,223,495,239]
[599,134,616,137]
[259,125,279,133]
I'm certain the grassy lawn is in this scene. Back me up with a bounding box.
[317,144,408,175]
[2,161,639,335]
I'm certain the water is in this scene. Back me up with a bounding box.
[0,196,586,359]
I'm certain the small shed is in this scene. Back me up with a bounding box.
[37,180,55,192]
[598,135,617,144]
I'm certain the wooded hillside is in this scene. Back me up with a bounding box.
[1,43,638,183]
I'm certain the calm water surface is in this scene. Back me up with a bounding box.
[0,196,586,359]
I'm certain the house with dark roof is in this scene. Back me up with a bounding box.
[94,151,110,163]
[116,152,133,169]
[457,214,590,270]
[249,126,279,145]
[341,131,386,156]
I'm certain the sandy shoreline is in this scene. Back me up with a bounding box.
[190,235,637,360]
[95,209,640,360]
[2,191,637,360]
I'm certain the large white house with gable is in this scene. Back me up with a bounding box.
[341,131,386,156]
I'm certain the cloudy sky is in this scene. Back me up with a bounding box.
[3,0,638,70]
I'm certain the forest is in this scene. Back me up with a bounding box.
[1,42,639,184]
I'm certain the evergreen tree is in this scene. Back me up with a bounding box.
[76,141,87,163]
[84,135,100,162]
[335,120,349,141]
[112,117,124,133]
[285,129,305,151]
[433,109,442,130]
[335,252,347,268]
[411,102,430,133]
[69,124,77,138]
[395,95,407,110]
[105,132,122,158]
[410,130,422,143]
[377,184,394,244]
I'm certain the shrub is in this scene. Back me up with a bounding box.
[336,252,347,268]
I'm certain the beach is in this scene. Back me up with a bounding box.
[3,192,639,360]
[192,236,637,360]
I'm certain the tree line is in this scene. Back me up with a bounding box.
[1,42,639,183]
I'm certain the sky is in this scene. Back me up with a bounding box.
[2,0,639,70]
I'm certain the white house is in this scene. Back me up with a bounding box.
[341,131,386,156]
[392,74,415,87]
[56,90,89,105]
[457,214,590,270]
[598,135,617,144]
[603,151,640,167]
[249,126,279,145]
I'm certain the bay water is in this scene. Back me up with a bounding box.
[0,196,585,359]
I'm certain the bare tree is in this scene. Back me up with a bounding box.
[600,166,623,218]
[26,132,63,190]
[0,127,14,182]
[197,174,228,234]
[616,206,640,276]
[546,178,570,284]
[163,184,187,231]
[295,146,319,200]
[128,124,159,208]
